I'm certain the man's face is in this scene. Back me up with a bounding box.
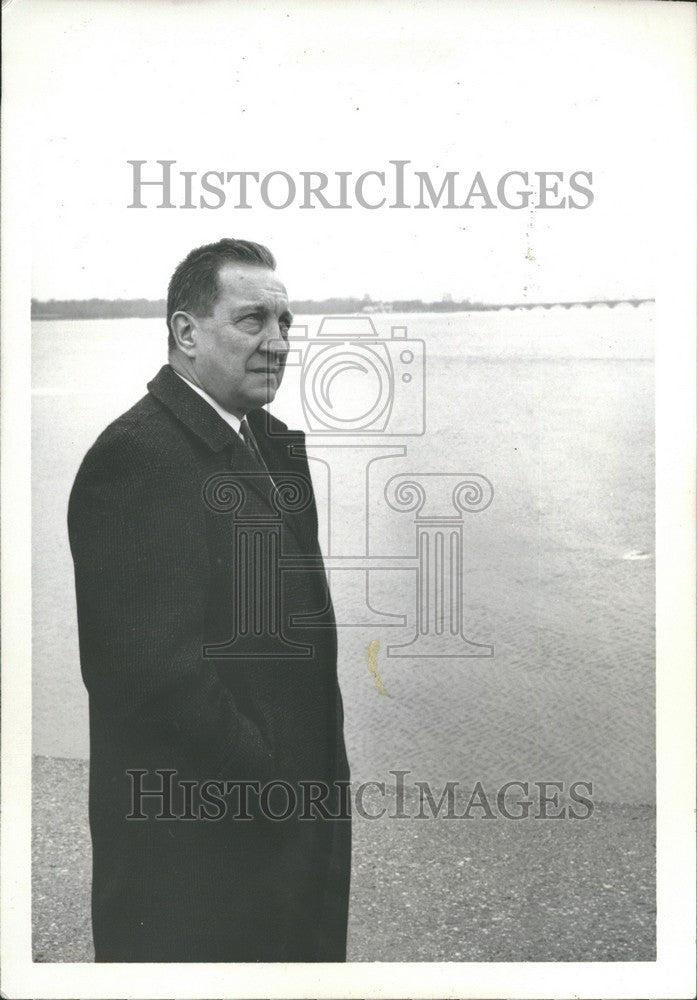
[190,264,292,415]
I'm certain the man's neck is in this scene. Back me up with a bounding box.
[170,365,245,434]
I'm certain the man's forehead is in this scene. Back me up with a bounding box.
[216,264,288,303]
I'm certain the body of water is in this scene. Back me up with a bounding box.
[32,304,654,804]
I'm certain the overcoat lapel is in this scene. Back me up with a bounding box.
[147,365,315,554]
[247,405,319,554]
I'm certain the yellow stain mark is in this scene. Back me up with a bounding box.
[367,639,390,696]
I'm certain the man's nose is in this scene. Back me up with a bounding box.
[261,323,289,359]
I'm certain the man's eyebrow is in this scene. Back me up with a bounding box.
[232,301,291,317]
[231,300,267,313]
[231,302,294,327]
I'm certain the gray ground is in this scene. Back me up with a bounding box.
[33,756,655,963]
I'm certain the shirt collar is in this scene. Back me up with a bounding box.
[172,370,243,435]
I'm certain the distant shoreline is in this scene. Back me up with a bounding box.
[31,297,654,321]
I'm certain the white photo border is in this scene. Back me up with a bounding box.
[2,1,695,997]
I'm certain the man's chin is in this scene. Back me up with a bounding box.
[247,385,278,409]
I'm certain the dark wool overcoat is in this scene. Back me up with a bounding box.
[68,364,351,962]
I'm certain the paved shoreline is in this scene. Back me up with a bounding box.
[33,755,655,963]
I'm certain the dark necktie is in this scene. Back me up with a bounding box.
[239,418,274,482]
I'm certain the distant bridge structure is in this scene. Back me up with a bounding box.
[490,298,654,312]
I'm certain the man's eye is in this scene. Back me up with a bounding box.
[237,315,262,332]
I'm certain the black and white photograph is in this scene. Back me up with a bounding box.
[1,1,695,997]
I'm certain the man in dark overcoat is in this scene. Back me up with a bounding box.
[68,238,351,962]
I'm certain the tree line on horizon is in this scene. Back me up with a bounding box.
[30,295,481,320]
[31,294,652,320]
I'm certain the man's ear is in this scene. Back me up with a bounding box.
[170,312,198,356]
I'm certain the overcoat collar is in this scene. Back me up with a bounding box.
[148,364,242,453]
[147,365,314,550]
[147,363,304,451]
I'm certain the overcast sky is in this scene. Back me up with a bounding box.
[5,0,687,303]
